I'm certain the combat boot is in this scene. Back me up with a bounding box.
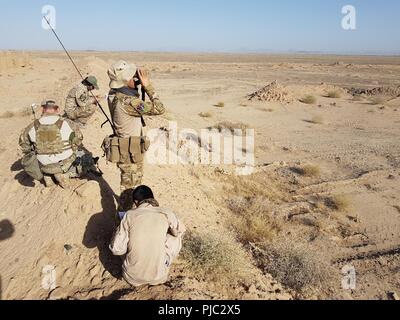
[54,173,70,189]
[43,175,55,188]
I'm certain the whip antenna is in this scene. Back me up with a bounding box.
[42,15,116,135]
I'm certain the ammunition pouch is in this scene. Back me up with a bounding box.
[40,154,77,175]
[102,135,150,164]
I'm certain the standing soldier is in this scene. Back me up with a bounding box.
[64,76,100,127]
[104,61,165,218]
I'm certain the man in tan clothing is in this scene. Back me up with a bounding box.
[110,186,186,287]
[106,61,165,216]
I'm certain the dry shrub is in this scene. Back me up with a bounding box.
[0,111,15,119]
[310,116,324,124]
[215,102,225,108]
[291,165,321,177]
[300,95,317,105]
[256,241,333,293]
[0,108,32,119]
[182,230,254,284]
[227,197,281,245]
[209,121,249,135]
[352,95,364,102]
[324,195,350,212]
[222,172,291,245]
[261,108,274,113]
[198,112,213,118]
[224,172,291,204]
[326,90,342,98]
[369,96,387,105]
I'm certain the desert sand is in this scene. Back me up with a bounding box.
[0,51,399,300]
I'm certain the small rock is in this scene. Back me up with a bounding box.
[388,292,399,300]
[388,175,395,180]
[248,284,258,294]
[63,244,73,255]
[48,287,68,300]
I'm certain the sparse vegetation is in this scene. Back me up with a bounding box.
[326,90,342,98]
[182,230,254,283]
[261,108,274,112]
[300,95,317,105]
[324,195,350,212]
[352,95,364,102]
[369,96,387,105]
[309,115,325,124]
[227,197,281,245]
[198,112,213,118]
[255,241,333,293]
[215,102,225,108]
[0,111,15,119]
[209,121,249,134]
[0,108,32,119]
[291,165,321,177]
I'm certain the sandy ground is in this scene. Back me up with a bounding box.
[0,51,399,300]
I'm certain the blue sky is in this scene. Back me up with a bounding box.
[0,0,399,54]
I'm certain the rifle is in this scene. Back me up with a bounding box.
[141,86,147,128]
[42,15,117,136]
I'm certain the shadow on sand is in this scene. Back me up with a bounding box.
[11,159,36,188]
[82,174,123,279]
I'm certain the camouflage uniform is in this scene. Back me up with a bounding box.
[19,115,84,188]
[64,83,97,126]
[111,84,165,211]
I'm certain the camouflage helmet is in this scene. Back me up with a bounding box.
[108,60,137,89]
[85,76,99,90]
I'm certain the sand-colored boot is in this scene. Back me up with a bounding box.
[54,173,70,190]
[43,175,56,188]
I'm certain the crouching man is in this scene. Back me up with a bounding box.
[110,186,186,287]
[19,100,99,189]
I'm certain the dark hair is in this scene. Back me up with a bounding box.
[132,185,154,203]
[82,78,92,87]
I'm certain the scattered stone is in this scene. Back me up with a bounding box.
[63,244,73,255]
[388,175,395,180]
[388,292,399,300]
[214,167,229,175]
[247,80,293,104]
[347,85,400,97]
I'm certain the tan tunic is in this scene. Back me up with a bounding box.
[109,203,186,287]
[111,84,165,139]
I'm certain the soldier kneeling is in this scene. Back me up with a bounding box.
[19,100,100,189]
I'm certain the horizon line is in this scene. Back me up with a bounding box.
[1,48,400,58]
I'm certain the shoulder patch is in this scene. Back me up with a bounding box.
[136,103,145,113]
[79,93,88,102]
[122,96,132,105]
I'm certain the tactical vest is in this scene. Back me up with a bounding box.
[34,118,70,155]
